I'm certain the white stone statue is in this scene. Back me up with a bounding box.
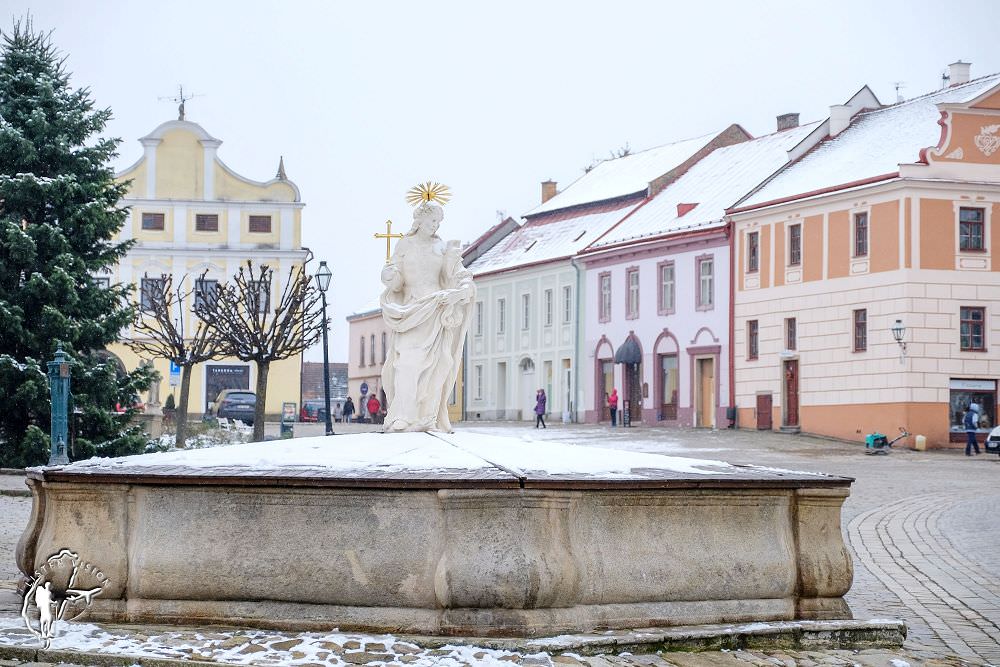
[380,202,475,432]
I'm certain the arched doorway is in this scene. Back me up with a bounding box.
[594,337,614,422]
[654,330,679,421]
[615,334,643,424]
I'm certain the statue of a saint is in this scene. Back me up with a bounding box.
[380,201,475,432]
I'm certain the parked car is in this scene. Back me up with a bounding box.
[212,389,256,425]
[987,424,1000,456]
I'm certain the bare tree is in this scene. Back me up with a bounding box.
[125,272,225,447]
[197,261,324,441]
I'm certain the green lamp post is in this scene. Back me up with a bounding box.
[47,346,71,466]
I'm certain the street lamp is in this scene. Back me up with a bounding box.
[891,318,907,364]
[314,261,334,436]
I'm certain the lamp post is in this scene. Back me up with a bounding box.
[891,318,907,364]
[315,261,334,435]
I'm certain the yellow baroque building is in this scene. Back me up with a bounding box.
[109,119,307,419]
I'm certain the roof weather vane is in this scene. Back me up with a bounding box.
[158,85,201,121]
[406,181,451,207]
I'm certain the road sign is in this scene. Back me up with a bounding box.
[360,381,369,395]
[169,361,181,387]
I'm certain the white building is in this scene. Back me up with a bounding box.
[464,126,749,421]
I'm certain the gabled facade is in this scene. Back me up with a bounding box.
[730,64,1000,447]
[110,120,307,417]
[578,121,820,427]
[465,126,750,421]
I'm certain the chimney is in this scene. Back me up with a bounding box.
[948,60,971,86]
[541,180,557,204]
[829,104,852,137]
[776,113,800,132]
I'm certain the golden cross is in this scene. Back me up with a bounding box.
[374,219,403,262]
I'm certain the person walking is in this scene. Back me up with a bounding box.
[964,403,980,456]
[343,396,355,424]
[608,388,619,427]
[367,394,382,425]
[534,389,547,429]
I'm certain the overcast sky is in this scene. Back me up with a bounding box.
[5,0,1000,361]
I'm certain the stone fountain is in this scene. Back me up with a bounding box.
[16,192,853,636]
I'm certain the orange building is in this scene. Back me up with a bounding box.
[730,62,1000,448]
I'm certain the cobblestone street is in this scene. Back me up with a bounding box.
[2,423,998,665]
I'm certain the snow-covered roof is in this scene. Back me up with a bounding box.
[527,132,721,216]
[468,203,640,276]
[590,122,821,249]
[738,73,1000,209]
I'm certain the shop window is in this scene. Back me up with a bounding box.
[949,379,995,436]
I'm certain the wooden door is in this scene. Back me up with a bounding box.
[784,360,799,427]
[697,358,715,428]
[600,360,614,421]
[756,393,772,430]
[626,363,642,422]
[659,354,678,420]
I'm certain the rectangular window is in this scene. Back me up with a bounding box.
[562,286,572,324]
[475,365,483,399]
[248,215,272,233]
[521,294,530,330]
[92,276,111,289]
[789,224,802,266]
[544,289,553,326]
[474,301,483,336]
[786,317,796,351]
[249,280,270,315]
[381,332,387,363]
[194,278,219,312]
[747,231,759,272]
[599,272,611,322]
[854,212,868,257]
[697,257,714,309]
[359,337,365,366]
[960,306,986,351]
[626,268,639,318]
[959,207,985,251]
[497,298,505,334]
[141,212,165,231]
[853,309,867,352]
[370,334,375,366]
[140,277,165,311]
[195,213,219,232]
[748,320,759,360]
[658,262,675,314]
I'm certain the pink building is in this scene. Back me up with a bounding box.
[578,118,819,427]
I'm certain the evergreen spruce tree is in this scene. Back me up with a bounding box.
[0,19,154,467]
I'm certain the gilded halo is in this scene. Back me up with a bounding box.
[406,181,452,207]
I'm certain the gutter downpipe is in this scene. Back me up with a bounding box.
[727,219,736,428]
[571,256,583,423]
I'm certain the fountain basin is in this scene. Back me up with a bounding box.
[16,432,853,636]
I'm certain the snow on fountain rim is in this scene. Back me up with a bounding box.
[37,430,762,479]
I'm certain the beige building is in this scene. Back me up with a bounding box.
[730,64,1000,448]
[110,119,307,417]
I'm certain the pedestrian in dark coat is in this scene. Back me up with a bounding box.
[534,389,547,429]
[343,396,356,423]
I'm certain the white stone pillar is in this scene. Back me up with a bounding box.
[280,208,293,250]
[228,207,241,248]
[139,138,161,199]
[200,139,221,200]
[173,205,187,246]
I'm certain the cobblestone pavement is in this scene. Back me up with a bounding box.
[2,423,998,666]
